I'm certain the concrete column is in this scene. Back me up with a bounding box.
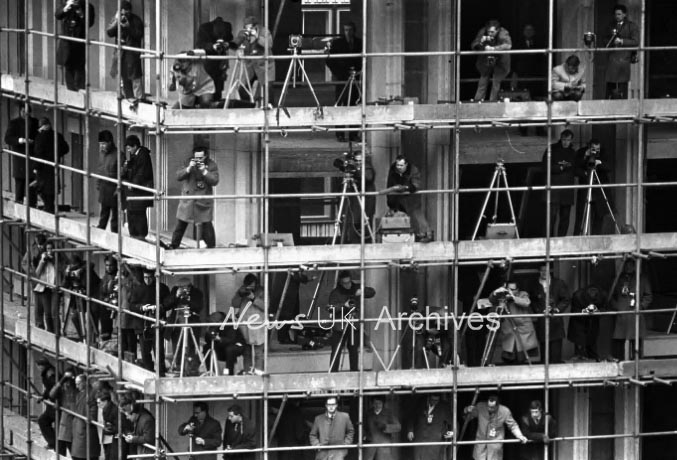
[614,386,639,460]
[558,387,590,460]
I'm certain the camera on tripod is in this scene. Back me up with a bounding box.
[493,287,515,304]
[214,39,227,54]
[583,31,596,47]
[288,34,303,50]
[333,151,361,175]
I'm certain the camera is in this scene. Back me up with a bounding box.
[586,154,599,169]
[288,34,303,50]
[178,287,191,303]
[583,31,596,47]
[493,287,514,303]
[192,157,205,168]
[333,151,360,175]
[409,296,419,311]
[119,14,129,27]
[214,39,227,54]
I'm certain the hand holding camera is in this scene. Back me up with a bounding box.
[583,304,598,314]
[194,437,205,446]
[142,304,156,312]
[558,160,571,171]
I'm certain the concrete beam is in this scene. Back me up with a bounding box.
[147,362,625,397]
[5,72,677,130]
[3,408,69,460]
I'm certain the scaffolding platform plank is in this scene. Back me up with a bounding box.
[2,407,69,460]
[5,200,677,269]
[146,361,632,397]
[5,73,677,129]
[13,320,155,388]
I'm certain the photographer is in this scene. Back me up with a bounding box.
[232,16,275,106]
[551,55,586,101]
[196,17,235,101]
[165,277,205,376]
[22,234,58,332]
[573,139,611,235]
[33,117,70,214]
[120,399,155,458]
[383,155,433,243]
[231,274,265,373]
[489,281,538,364]
[106,1,144,102]
[326,21,362,142]
[178,402,223,460]
[604,4,639,99]
[98,256,118,342]
[204,311,245,376]
[528,264,570,364]
[96,130,125,233]
[97,390,130,460]
[121,135,154,240]
[4,102,39,206]
[471,19,512,102]
[36,358,57,450]
[118,265,142,361]
[327,270,375,372]
[62,253,101,342]
[55,0,95,91]
[568,285,606,361]
[541,129,576,236]
[170,52,216,109]
[49,367,78,456]
[169,146,220,249]
[129,268,170,374]
[406,394,453,460]
[611,259,652,360]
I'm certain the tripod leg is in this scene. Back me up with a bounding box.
[277,59,297,112]
[500,168,521,238]
[593,170,621,234]
[296,59,322,110]
[170,328,183,373]
[328,326,349,372]
[472,169,500,240]
[349,182,376,242]
[334,80,350,107]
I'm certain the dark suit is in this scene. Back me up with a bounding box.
[309,411,354,460]
[407,399,452,460]
[102,401,131,460]
[55,1,95,90]
[106,12,144,99]
[568,286,606,360]
[129,281,170,373]
[541,141,576,236]
[327,35,362,104]
[605,18,639,98]
[520,414,557,460]
[222,416,256,460]
[126,408,155,457]
[179,415,223,460]
[528,277,570,363]
[33,128,69,213]
[121,146,154,238]
[4,114,39,205]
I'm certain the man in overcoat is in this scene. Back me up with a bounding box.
[170,146,219,249]
[55,0,95,90]
[604,4,639,99]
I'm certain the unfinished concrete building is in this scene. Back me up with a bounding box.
[2,0,677,459]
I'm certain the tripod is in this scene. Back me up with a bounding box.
[471,160,520,240]
[223,47,255,109]
[276,46,323,122]
[334,68,362,107]
[305,173,376,320]
[169,307,204,377]
[62,290,99,343]
[579,167,620,236]
[199,339,220,376]
[327,311,386,372]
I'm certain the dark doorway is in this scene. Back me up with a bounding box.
[646,0,677,98]
[643,385,677,460]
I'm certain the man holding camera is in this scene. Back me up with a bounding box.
[107,1,144,103]
[551,55,586,101]
[55,0,95,91]
[232,16,275,106]
[541,129,576,237]
[568,285,606,361]
[196,17,235,101]
[471,19,512,102]
[231,274,266,373]
[528,264,570,364]
[170,146,220,249]
[327,270,375,372]
[489,281,538,364]
[4,103,39,206]
[604,4,639,99]
[121,135,154,240]
[383,155,433,243]
[326,21,362,142]
[120,398,156,458]
[36,358,57,450]
[179,402,223,460]
[62,253,101,342]
[22,234,58,332]
[98,256,118,342]
[129,268,170,374]
[49,368,78,456]
[170,53,216,109]
[573,139,611,235]
[165,277,205,376]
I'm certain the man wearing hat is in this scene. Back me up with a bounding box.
[169,145,219,249]
[33,117,70,213]
[97,130,125,233]
[4,103,39,206]
[232,15,275,105]
[36,358,57,450]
